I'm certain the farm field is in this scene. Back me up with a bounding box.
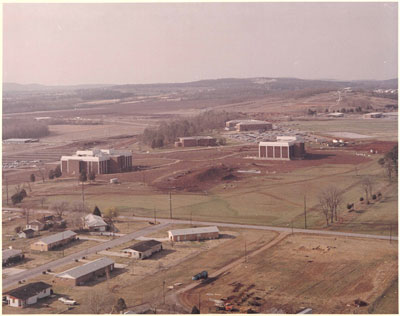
[180,233,398,314]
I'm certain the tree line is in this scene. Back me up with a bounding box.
[2,119,50,140]
[141,111,244,148]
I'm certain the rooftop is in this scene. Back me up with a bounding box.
[124,240,162,253]
[4,282,51,300]
[35,230,76,245]
[168,226,219,236]
[2,249,23,260]
[84,214,108,228]
[56,257,114,279]
[178,136,215,140]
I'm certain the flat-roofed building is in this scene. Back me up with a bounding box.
[2,249,24,266]
[3,138,39,144]
[61,149,132,176]
[363,112,383,119]
[327,112,344,118]
[225,119,272,132]
[259,136,306,160]
[30,230,77,252]
[168,226,220,242]
[54,257,114,286]
[3,282,52,308]
[122,240,162,259]
[174,136,217,148]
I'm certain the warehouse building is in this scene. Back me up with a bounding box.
[225,119,272,132]
[259,136,306,160]
[174,136,217,147]
[30,230,77,252]
[61,149,132,176]
[168,226,220,242]
[2,248,24,266]
[122,240,163,259]
[3,282,52,308]
[327,112,344,118]
[3,138,39,144]
[363,112,383,119]
[54,257,115,286]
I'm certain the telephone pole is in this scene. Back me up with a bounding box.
[244,239,247,263]
[390,224,392,244]
[154,208,157,224]
[81,182,85,206]
[198,293,201,313]
[162,280,166,305]
[5,173,9,205]
[190,211,193,227]
[169,191,172,219]
[304,195,307,229]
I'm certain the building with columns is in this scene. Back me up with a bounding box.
[259,136,306,160]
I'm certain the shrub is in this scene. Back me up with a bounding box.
[360,197,364,201]
[54,165,62,178]
[372,194,377,200]
[79,171,87,182]
[30,174,36,182]
[20,189,27,198]
[11,192,23,205]
[88,171,96,181]
[347,203,352,210]
[48,169,55,180]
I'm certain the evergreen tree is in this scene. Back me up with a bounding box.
[54,165,62,178]
[93,206,101,217]
[30,173,36,182]
[79,170,87,182]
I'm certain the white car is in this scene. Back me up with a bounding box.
[58,297,77,305]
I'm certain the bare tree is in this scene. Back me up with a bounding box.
[319,186,343,225]
[50,201,70,217]
[66,202,88,230]
[37,166,46,183]
[361,177,374,203]
[85,288,116,314]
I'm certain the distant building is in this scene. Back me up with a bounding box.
[2,249,24,266]
[25,219,45,232]
[168,226,220,242]
[61,149,132,176]
[363,112,383,119]
[327,112,344,118]
[30,230,77,252]
[122,240,163,259]
[3,138,39,144]
[3,282,52,308]
[259,136,306,160]
[54,257,114,286]
[18,229,35,239]
[225,119,272,132]
[83,214,109,232]
[174,136,217,148]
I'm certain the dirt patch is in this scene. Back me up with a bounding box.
[348,141,397,154]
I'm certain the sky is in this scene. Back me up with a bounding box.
[3,2,398,85]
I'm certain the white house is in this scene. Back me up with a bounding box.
[83,214,109,232]
[3,282,52,308]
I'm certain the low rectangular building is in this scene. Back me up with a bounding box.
[327,112,344,118]
[122,240,162,259]
[363,112,383,119]
[54,257,115,286]
[174,136,217,148]
[30,230,77,252]
[225,120,272,132]
[61,149,132,176]
[3,282,52,308]
[3,138,39,144]
[2,249,24,266]
[168,226,220,242]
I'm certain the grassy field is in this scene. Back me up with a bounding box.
[286,118,398,141]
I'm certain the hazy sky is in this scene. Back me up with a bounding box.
[3,3,398,85]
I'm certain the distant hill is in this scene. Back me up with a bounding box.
[3,82,114,92]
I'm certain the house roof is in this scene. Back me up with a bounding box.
[35,230,76,245]
[21,229,35,234]
[2,249,23,260]
[168,226,219,236]
[28,219,44,225]
[124,240,162,253]
[84,214,108,227]
[4,282,51,300]
[56,257,114,279]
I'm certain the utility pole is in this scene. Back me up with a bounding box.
[169,191,172,219]
[5,173,9,205]
[291,221,294,234]
[198,293,201,313]
[304,195,307,229]
[162,280,166,305]
[190,211,193,227]
[154,208,157,224]
[244,239,247,263]
[81,181,85,206]
[390,224,392,244]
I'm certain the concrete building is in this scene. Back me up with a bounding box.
[3,282,52,308]
[122,240,162,259]
[174,136,217,148]
[54,257,115,286]
[225,120,272,132]
[327,112,344,118]
[83,214,109,232]
[259,136,306,160]
[3,138,39,144]
[30,230,77,252]
[61,149,132,176]
[2,249,24,266]
[18,229,35,239]
[168,226,220,242]
[363,112,383,119]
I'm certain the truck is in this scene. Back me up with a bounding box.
[192,270,208,280]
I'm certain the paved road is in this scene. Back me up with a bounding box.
[2,222,170,289]
[121,216,398,241]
